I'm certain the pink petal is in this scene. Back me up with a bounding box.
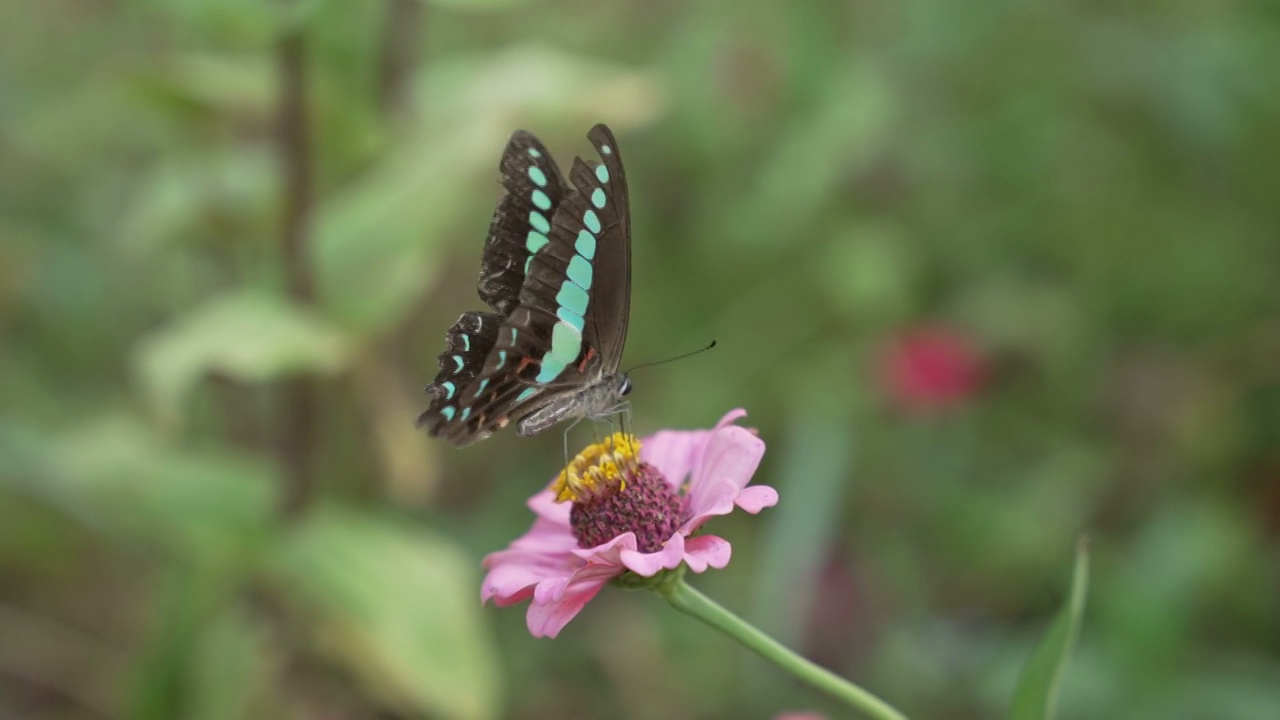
[680,479,740,533]
[528,490,572,524]
[524,565,616,638]
[481,536,581,605]
[682,535,732,572]
[482,557,558,605]
[699,425,765,492]
[713,408,750,430]
[485,515,578,563]
[639,408,751,490]
[620,533,687,576]
[570,531,639,564]
[641,428,715,490]
[684,425,765,519]
[499,524,577,557]
[480,569,537,606]
[535,574,578,604]
[735,485,779,513]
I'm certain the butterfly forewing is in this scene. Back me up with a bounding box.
[420,124,633,447]
[581,125,631,372]
[478,131,568,316]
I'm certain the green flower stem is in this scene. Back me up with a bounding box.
[663,579,909,720]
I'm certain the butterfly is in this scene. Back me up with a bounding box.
[417,124,634,447]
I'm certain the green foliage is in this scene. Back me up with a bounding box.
[0,415,273,559]
[3,0,1279,718]
[267,508,499,719]
[1011,540,1089,720]
[135,291,353,427]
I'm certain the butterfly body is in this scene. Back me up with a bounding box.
[417,125,633,447]
[515,373,632,437]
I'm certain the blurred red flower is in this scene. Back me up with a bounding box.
[879,325,986,412]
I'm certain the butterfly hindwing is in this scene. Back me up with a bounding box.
[416,311,501,435]
[429,305,562,445]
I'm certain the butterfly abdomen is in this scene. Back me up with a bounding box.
[516,372,629,437]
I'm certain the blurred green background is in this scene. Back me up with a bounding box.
[3,0,1279,718]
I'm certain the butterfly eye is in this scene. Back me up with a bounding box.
[619,378,632,396]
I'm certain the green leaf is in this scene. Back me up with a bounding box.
[185,604,273,720]
[266,508,500,719]
[311,127,481,333]
[813,221,919,324]
[127,565,268,720]
[715,64,894,255]
[122,0,279,48]
[0,415,275,560]
[419,0,528,9]
[134,53,276,120]
[117,152,275,255]
[134,290,353,427]
[1010,538,1091,720]
[750,383,858,645]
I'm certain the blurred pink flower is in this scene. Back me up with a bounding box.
[774,714,826,720]
[879,325,986,412]
[481,409,777,638]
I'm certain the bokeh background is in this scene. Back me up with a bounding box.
[3,1,1279,718]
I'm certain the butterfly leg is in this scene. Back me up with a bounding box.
[618,403,633,438]
[584,414,614,459]
[620,404,633,469]
[594,401,632,475]
[562,416,584,471]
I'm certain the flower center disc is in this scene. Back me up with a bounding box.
[554,434,685,553]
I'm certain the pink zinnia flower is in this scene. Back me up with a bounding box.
[480,408,777,638]
[879,325,986,413]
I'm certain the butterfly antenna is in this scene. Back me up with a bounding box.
[625,340,717,373]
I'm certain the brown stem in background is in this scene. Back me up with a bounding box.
[276,27,318,520]
[377,0,424,118]
[361,0,440,506]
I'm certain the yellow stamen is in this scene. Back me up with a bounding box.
[551,433,641,503]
